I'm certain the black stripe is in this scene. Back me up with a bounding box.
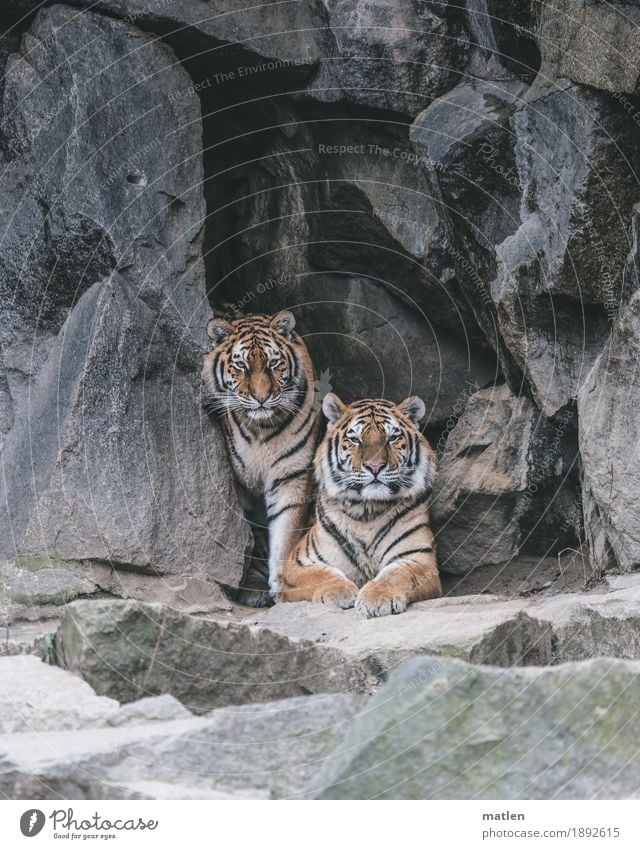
[386,546,434,562]
[317,503,359,566]
[270,467,308,491]
[371,492,430,549]
[264,409,296,442]
[310,534,330,566]
[274,422,314,464]
[230,411,253,444]
[227,439,246,471]
[267,502,305,522]
[380,522,432,560]
[291,403,315,437]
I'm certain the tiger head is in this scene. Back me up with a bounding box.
[316,395,435,502]
[202,311,307,421]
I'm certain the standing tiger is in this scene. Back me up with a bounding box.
[202,310,320,606]
[277,394,442,617]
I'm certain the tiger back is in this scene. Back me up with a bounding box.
[202,310,320,606]
[277,394,442,617]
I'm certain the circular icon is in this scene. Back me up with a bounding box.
[20,810,45,838]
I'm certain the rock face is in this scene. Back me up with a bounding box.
[253,574,640,672]
[0,655,119,733]
[4,0,639,577]
[3,650,640,800]
[312,0,468,117]
[0,686,365,800]
[315,656,640,799]
[536,0,640,93]
[0,6,249,607]
[55,600,376,710]
[432,384,579,573]
[579,291,640,573]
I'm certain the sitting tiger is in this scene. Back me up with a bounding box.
[277,394,442,617]
[202,310,319,606]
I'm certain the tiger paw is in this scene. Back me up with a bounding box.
[312,578,358,609]
[355,583,408,618]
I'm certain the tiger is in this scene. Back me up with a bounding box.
[276,394,442,617]
[202,310,320,607]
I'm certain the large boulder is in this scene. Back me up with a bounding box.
[536,0,640,93]
[411,78,638,416]
[254,573,640,671]
[55,600,376,711]
[490,83,638,415]
[431,384,579,573]
[310,0,468,117]
[0,655,119,733]
[579,290,640,572]
[465,0,540,82]
[0,686,364,800]
[315,655,640,799]
[0,7,249,605]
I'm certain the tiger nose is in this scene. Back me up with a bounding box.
[252,390,270,405]
[364,461,386,476]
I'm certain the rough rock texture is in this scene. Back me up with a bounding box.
[432,383,579,573]
[0,689,364,800]
[311,0,468,117]
[253,574,640,672]
[0,655,119,732]
[579,291,640,573]
[55,600,376,710]
[536,0,640,93]
[0,6,249,605]
[315,656,640,799]
[1,0,640,620]
[292,275,497,427]
[4,651,640,800]
[490,82,638,416]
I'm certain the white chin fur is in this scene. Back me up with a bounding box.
[247,408,274,420]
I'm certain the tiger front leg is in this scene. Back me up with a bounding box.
[355,550,442,618]
[276,536,358,609]
[264,474,313,595]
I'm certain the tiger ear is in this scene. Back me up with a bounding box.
[398,396,425,425]
[271,310,295,338]
[323,392,346,425]
[207,318,232,345]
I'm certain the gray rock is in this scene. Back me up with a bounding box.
[0,655,119,733]
[431,384,579,573]
[465,0,540,81]
[536,0,640,93]
[314,656,640,799]
[292,275,497,429]
[0,617,59,658]
[579,290,640,572]
[412,77,637,417]
[2,561,98,607]
[491,82,637,415]
[0,691,365,799]
[108,694,193,726]
[0,7,250,600]
[254,574,640,671]
[311,0,468,117]
[55,600,376,711]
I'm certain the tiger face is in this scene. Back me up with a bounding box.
[204,311,304,421]
[317,394,435,502]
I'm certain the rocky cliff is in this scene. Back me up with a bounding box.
[1,0,640,801]
[1,1,638,596]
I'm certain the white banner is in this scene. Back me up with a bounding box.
[1,800,639,848]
